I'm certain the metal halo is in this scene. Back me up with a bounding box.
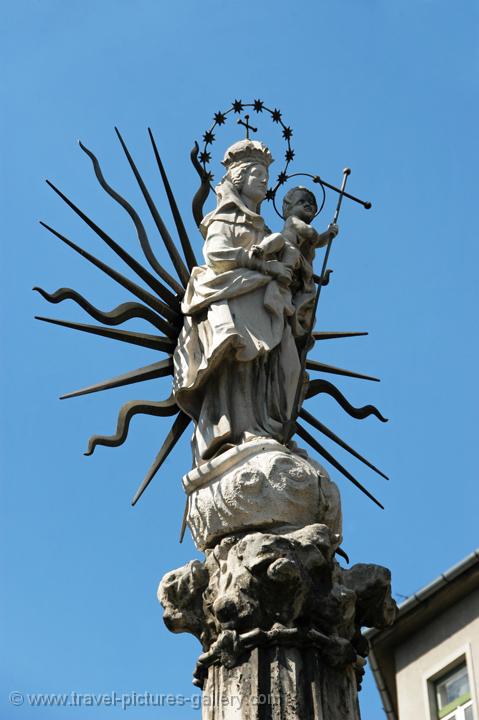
[271,173,327,220]
[198,100,294,195]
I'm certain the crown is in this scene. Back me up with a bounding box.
[222,139,273,169]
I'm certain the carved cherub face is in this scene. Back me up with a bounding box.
[283,188,317,223]
[239,163,268,205]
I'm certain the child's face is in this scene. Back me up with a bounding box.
[288,192,317,223]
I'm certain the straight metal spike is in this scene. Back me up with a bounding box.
[313,331,368,341]
[44,180,183,303]
[114,127,190,287]
[295,422,384,509]
[306,359,380,383]
[35,316,175,352]
[39,221,181,324]
[60,358,174,399]
[299,408,389,480]
[148,127,198,271]
[131,411,191,506]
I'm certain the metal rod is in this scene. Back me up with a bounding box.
[300,408,389,480]
[114,127,190,289]
[283,168,352,442]
[313,174,371,209]
[148,128,198,271]
[296,423,384,509]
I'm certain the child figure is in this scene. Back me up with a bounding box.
[250,186,339,336]
[251,186,338,285]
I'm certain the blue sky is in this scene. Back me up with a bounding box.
[1,1,478,717]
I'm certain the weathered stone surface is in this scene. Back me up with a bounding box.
[158,522,397,712]
[201,647,361,720]
[183,439,342,551]
[158,560,209,641]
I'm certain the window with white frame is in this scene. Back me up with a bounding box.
[432,662,473,720]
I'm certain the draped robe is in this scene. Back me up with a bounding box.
[173,182,302,463]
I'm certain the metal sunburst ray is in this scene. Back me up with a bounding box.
[305,359,380,383]
[131,411,191,506]
[84,396,179,456]
[79,140,185,297]
[305,379,388,423]
[115,127,190,287]
[33,286,178,337]
[299,408,389,480]
[44,181,184,304]
[313,331,368,341]
[295,422,384,509]
[35,316,175,353]
[39,222,181,324]
[60,358,174,400]
[148,127,198,271]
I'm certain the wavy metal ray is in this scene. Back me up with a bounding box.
[305,379,388,422]
[85,396,179,455]
[79,140,186,298]
[33,286,178,338]
[191,141,211,227]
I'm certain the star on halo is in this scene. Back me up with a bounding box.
[214,111,226,126]
[203,131,215,145]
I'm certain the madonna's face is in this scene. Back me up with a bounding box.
[241,163,268,205]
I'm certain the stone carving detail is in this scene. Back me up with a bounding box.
[159,522,396,692]
[183,439,342,550]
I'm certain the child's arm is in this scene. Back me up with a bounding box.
[312,223,339,248]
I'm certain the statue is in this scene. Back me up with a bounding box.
[175,141,338,464]
[35,100,396,719]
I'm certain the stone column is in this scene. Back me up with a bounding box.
[158,440,397,719]
[202,647,361,719]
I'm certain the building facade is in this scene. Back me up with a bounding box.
[367,550,479,720]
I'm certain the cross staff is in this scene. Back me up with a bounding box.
[237,114,258,140]
[313,173,371,210]
[283,167,352,443]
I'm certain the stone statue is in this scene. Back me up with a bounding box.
[36,102,395,719]
[174,140,302,463]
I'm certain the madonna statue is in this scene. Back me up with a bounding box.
[173,139,301,463]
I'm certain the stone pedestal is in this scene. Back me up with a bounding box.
[159,443,397,719]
